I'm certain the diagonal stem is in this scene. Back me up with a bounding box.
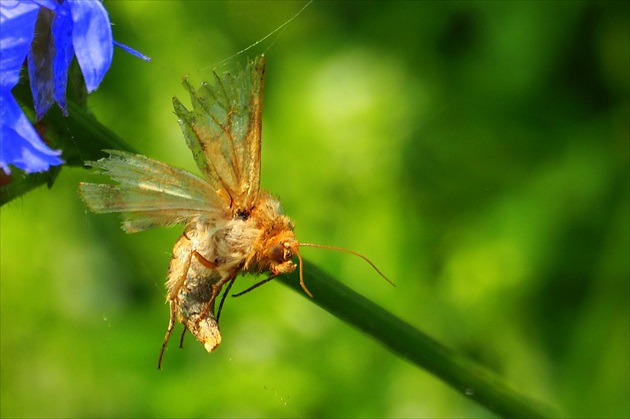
[278,260,557,418]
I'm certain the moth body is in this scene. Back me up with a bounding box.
[165,190,297,352]
[79,56,311,367]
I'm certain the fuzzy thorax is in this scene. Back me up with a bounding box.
[242,191,298,276]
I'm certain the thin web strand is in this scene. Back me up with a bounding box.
[199,0,313,72]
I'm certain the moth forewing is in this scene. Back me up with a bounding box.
[174,57,264,215]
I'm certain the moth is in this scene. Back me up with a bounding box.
[79,55,390,368]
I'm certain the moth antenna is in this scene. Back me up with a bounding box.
[299,243,395,287]
[295,249,314,298]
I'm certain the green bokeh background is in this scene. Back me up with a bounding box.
[1,1,628,417]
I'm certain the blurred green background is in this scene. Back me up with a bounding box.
[1,1,628,417]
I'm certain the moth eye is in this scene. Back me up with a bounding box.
[269,243,285,263]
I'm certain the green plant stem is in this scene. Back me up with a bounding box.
[279,261,556,418]
[2,83,135,205]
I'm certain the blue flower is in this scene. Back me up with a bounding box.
[0,0,149,174]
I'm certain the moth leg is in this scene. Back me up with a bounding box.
[232,273,279,297]
[196,271,238,326]
[158,299,178,369]
[192,250,216,269]
[167,235,215,302]
[216,276,237,324]
[179,326,187,348]
[168,249,194,302]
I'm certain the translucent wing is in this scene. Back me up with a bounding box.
[173,55,265,216]
[79,150,227,233]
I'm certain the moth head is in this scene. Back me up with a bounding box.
[267,236,298,275]
[266,237,313,298]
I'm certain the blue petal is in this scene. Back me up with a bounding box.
[31,1,58,11]
[0,91,63,174]
[51,1,74,116]
[27,6,56,120]
[0,1,39,90]
[68,0,113,92]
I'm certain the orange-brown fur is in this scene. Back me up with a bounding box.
[162,190,298,360]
